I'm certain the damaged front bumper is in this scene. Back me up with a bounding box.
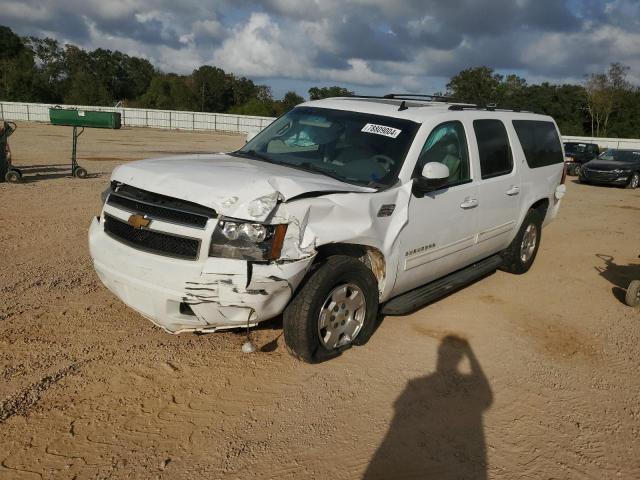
[88,216,313,333]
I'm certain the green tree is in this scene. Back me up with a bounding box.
[24,36,66,102]
[584,62,631,137]
[308,86,354,100]
[446,67,503,105]
[0,26,41,101]
[191,65,234,112]
[139,74,197,110]
[282,91,304,111]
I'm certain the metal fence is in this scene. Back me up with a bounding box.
[561,135,640,150]
[0,101,276,134]
[2,101,640,149]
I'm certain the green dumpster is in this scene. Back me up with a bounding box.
[49,108,121,129]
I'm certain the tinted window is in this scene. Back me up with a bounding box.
[513,120,563,168]
[473,120,513,179]
[416,121,471,187]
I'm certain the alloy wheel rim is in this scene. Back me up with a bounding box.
[520,224,538,263]
[318,283,366,350]
[632,175,639,188]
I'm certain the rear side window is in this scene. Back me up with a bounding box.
[512,120,563,168]
[473,120,513,179]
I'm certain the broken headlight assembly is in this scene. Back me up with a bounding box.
[100,180,121,205]
[209,218,287,261]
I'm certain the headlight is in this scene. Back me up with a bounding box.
[209,218,287,261]
[612,169,627,174]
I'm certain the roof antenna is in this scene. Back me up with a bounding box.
[398,100,408,111]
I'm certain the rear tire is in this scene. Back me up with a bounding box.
[626,280,640,307]
[283,255,379,363]
[500,209,543,274]
[5,170,20,183]
[626,172,639,189]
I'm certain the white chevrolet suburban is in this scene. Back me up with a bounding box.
[89,95,566,362]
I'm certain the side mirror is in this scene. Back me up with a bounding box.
[414,162,450,193]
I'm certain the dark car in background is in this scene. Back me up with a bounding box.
[564,142,600,176]
[579,149,640,189]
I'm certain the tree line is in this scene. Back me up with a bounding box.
[1,25,639,137]
[445,65,639,138]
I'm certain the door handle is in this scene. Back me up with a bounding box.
[460,197,479,209]
[506,186,520,196]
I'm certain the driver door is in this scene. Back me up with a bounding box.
[392,121,480,296]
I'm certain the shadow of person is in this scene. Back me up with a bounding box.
[363,335,493,480]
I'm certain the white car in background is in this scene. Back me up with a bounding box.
[89,95,566,363]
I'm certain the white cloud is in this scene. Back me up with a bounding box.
[3,0,640,94]
[212,12,391,85]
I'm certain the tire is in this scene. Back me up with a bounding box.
[283,255,379,363]
[74,166,88,179]
[499,209,543,274]
[626,172,639,189]
[574,164,582,176]
[626,280,640,307]
[5,170,20,183]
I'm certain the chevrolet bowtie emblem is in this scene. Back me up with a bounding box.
[127,214,151,229]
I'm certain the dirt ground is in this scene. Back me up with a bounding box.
[1,122,639,479]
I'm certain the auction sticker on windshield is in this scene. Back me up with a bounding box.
[361,123,402,138]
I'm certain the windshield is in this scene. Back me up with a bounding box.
[236,106,420,188]
[598,149,640,162]
[564,143,587,154]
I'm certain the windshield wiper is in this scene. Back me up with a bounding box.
[296,162,353,184]
[233,149,275,164]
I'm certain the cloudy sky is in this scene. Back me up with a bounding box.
[2,0,640,98]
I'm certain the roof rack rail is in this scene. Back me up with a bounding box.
[448,104,531,113]
[337,93,456,103]
[382,93,454,102]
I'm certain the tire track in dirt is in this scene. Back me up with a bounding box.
[0,362,84,423]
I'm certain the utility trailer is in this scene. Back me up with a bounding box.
[0,121,20,183]
[49,107,121,178]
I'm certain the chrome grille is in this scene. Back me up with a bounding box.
[106,185,216,229]
[103,214,200,260]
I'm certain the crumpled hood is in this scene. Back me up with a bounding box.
[111,153,374,221]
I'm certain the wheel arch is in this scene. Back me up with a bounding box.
[529,197,549,220]
[314,243,387,296]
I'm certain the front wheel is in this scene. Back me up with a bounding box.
[499,209,543,274]
[626,172,639,189]
[5,170,21,183]
[626,280,640,307]
[574,164,582,176]
[283,255,379,363]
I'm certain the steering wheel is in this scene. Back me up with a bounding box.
[372,154,395,172]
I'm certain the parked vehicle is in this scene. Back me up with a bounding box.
[563,142,600,176]
[579,149,640,189]
[89,95,566,363]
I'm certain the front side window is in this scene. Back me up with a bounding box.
[415,121,470,187]
[236,107,420,188]
[513,120,563,168]
[473,119,513,179]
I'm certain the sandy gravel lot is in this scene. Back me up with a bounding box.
[1,122,639,479]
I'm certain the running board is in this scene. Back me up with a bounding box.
[382,254,503,315]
